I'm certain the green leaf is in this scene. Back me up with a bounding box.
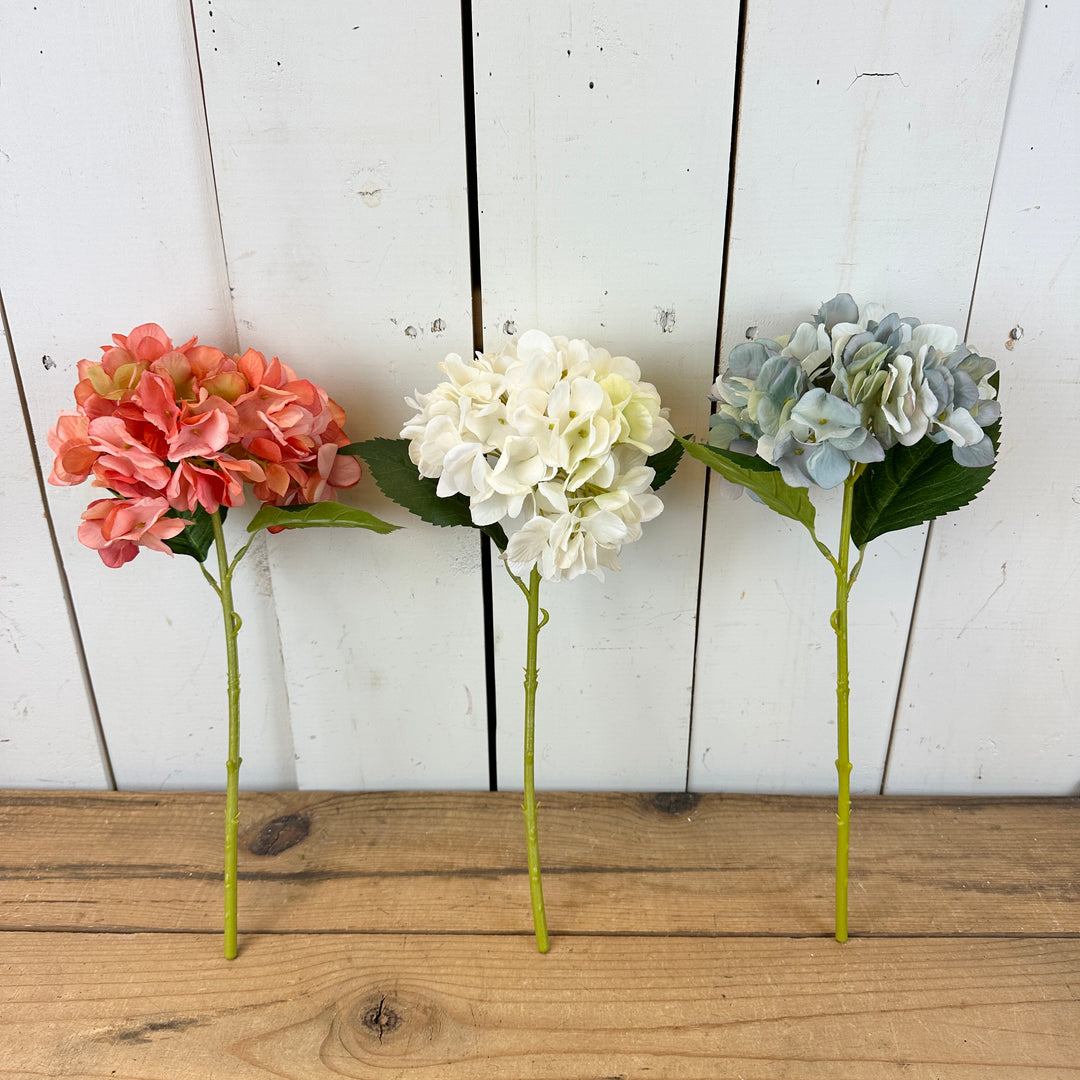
[246,501,400,535]
[647,438,685,490]
[340,438,509,550]
[163,505,224,563]
[675,434,818,533]
[851,418,1000,547]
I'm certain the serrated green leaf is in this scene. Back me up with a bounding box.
[340,438,509,550]
[675,435,818,533]
[647,438,685,490]
[247,501,400,535]
[163,504,224,563]
[851,418,1000,547]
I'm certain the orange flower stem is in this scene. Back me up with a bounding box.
[211,510,243,960]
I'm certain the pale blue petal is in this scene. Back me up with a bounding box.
[952,371,979,411]
[817,293,859,331]
[846,433,885,463]
[728,339,781,380]
[805,442,852,488]
[790,387,862,437]
[952,434,995,467]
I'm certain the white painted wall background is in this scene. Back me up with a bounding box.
[1,0,1075,796]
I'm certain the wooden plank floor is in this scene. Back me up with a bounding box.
[0,792,1077,1077]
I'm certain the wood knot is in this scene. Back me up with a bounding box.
[247,813,310,856]
[362,997,402,1040]
[651,792,700,816]
[331,988,446,1064]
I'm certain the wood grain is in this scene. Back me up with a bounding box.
[1,932,1076,1078]
[1,792,1075,936]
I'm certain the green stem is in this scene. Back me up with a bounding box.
[832,472,857,943]
[211,510,243,960]
[522,566,550,953]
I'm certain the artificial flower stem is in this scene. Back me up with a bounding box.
[211,510,243,961]
[831,471,857,944]
[522,566,550,953]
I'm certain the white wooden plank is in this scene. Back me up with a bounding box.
[0,0,296,790]
[473,0,739,789]
[0,326,107,787]
[192,1,488,788]
[885,0,1080,795]
[690,0,1025,794]
[693,502,930,794]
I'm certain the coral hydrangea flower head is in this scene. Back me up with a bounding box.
[49,323,362,565]
[402,330,674,581]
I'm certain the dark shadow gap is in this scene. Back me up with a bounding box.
[684,0,750,791]
[459,0,498,792]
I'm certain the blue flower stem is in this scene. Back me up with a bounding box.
[830,468,860,943]
[210,510,243,961]
[522,566,550,953]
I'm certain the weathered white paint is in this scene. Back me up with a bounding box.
[0,0,296,790]
[689,0,1026,794]
[0,326,107,788]
[692,499,930,794]
[1,0,1074,797]
[191,1,489,787]
[884,0,1080,795]
[473,0,739,790]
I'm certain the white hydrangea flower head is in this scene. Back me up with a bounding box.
[402,330,674,581]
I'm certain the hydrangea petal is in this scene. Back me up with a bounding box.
[817,293,860,331]
[910,323,959,356]
[952,434,995,466]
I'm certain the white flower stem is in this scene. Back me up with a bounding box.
[211,510,243,960]
[522,566,550,953]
